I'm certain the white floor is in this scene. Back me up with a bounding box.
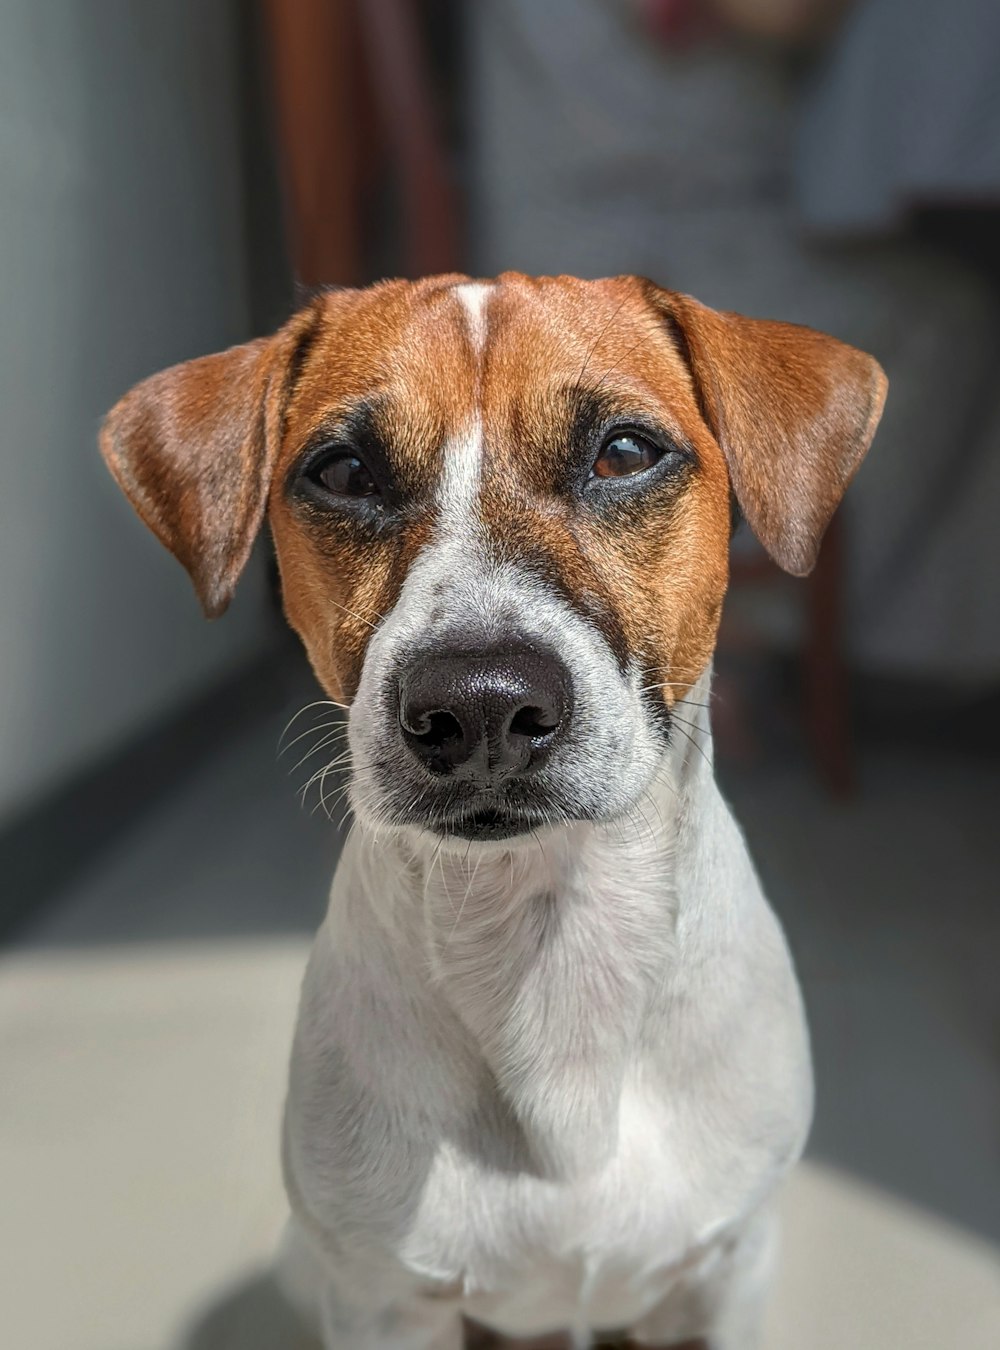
[2,935,998,1350]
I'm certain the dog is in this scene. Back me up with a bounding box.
[100,273,886,1349]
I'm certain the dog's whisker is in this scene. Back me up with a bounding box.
[299,759,334,800]
[328,596,386,633]
[572,294,631,396]
[638,674,707,688]
[641,668,717,689]
[639,686,713,709]
[317,762,361,818]
[668,716,713,771]
[300,763,353,808]
[422,835,447,911]
[312,774,359,820]
[589,323,664,398]
[278,699,349,751]
[289,733,353,776]
[443,846,483,948]
[640,786,669,840]
[285,733,351,770]
[623,792,656,851]
[299,756,357,813]
[280,718,349,756]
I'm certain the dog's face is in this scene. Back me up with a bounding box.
[102,274,885,843]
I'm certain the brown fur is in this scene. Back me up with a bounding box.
[99,273,885,707]
[661,288,887,576]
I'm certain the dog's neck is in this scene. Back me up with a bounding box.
[342,674,722,1177]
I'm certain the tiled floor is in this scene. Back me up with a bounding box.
[3,671,999,1348]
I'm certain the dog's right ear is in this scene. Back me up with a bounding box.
[99,307,318,619]
[658,290,887,576]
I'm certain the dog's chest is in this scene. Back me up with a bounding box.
[286,819,811,1332]
[394,1077,755,1333]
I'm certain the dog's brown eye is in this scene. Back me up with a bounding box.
[592,432,661,479]
[312,451,378,498]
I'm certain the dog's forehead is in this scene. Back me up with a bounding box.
[284,273,695,460]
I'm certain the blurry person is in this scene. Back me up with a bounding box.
[469,0,1000,682]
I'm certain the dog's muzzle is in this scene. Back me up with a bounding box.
[396,642,573,840]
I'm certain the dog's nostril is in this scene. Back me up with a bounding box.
[509,705,558,739]
[407,708,463,747]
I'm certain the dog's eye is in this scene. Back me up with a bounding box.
[592,432,662,480]
[309,449,379,498]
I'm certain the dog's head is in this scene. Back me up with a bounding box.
[101,274,885,843]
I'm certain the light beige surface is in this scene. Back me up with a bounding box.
[2,938,998,1350]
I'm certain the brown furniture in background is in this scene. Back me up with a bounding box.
[725,515,854,795]
[262,0,459,286]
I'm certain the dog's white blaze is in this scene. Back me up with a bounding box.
[438,417,482,533]
[436,283,492,534]
[453,281,491,355]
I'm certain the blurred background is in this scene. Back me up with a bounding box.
[1,2,998,1348]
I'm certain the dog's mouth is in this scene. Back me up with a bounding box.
[438,806,540,842]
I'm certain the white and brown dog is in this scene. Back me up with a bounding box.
[101,274,885,1349]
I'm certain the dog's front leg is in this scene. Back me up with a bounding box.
[626,1207,776,1350]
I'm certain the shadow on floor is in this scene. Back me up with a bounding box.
[180,1270,321,1350]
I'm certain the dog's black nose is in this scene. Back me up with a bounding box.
[399,646,571,780]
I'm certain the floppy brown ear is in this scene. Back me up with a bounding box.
[663,291,887,575]
[99,309,316,618]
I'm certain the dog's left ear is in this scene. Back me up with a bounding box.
[100,307,317,618]
[661,290,887,575]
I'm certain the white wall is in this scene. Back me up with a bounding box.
[0,1,277,823]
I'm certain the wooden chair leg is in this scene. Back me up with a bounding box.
[804,510,854,796]
[356,0,462,275]
[261,0,371,286]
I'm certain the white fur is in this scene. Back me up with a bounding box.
[437,420,483,534]
[436,284,489,532]
[453,281,492,355]
[281,669,812,1347]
